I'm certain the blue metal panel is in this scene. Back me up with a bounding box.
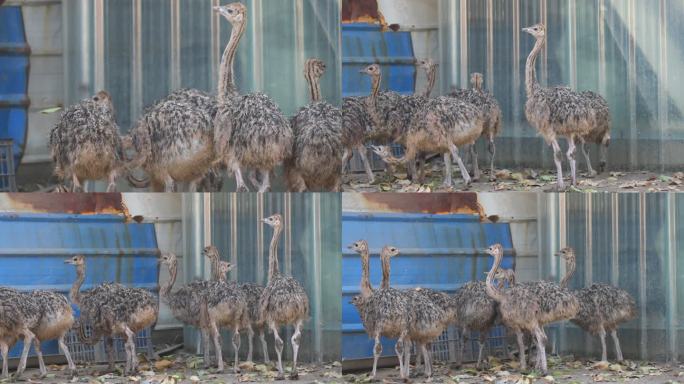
[0,213,159,359]
[341,212,515,361]
[0,6,29,168]
[342,23,416,98]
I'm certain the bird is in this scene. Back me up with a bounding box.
[350,242,411,380]
[0,287,39,379]
[64,255,158,376]
[449,72,503,181]
[159,252,248,373]
[483,244,550,374]
[556,247,636,362]
[49,90,125,192]
[213,3,293,193]
[258,214,310,379]
[204,245,270,364]
[369,78,484,188]
[523,23,608,189]
[286,58,343,191]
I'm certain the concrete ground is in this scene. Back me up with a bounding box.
[3,355,342,384]
[342,161,684,193]
[341,357,683,384]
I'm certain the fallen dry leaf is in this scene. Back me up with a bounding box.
[154,359,174,370]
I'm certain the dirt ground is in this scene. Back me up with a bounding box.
[4,354,342,384]
[342,357,683,384]
[342,162,684,193]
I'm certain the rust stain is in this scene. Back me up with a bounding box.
[5,193,130,218]
[342,0,388,28]
[359,193,485,219]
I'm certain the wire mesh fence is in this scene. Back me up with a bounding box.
[65,323,154,364]
[426,325,511,364]
[0,139,16,192]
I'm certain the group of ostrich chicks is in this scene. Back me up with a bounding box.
[349,241,637,380]
[48,15,611,193]
[0,214,310,381]
[344,23,611,190]
[49,2,342,193]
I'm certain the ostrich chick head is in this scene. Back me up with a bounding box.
[522,23,546,40]
[213,2,246,25]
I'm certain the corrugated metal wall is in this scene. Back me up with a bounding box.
[438,0,684,170]
[63,0,341,132]
[539,192,684,361]
[340,195,515,362]
[0,212,159,359]
[181,193,341,363]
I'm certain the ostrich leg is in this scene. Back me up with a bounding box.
[396,331,408,379]
[341,149,351,174]
[72,173,83,192]
[516,331,527,371]
[58,334,77,377]
[533,327,548,374]
[476,331,487,369]
[469,144,481,181]
[581,141,598,177]
[421,343,433,377]
[258,170,271,193]
[270,323,285,380]
[290,319,303,379]
[232,329,241,373]
[1,341,8,379]
[551,139,565,190]
[567,136,578,186]
[124,326,136,375]
[106,169,118,192]
[371,333,382,379]
[611,330,624,362]
[15,329,36,378]
[246,326,255,363]
[443,153,453,188]
[449,143,472,187]
[259,330,270,363]
[210,322,225,373]
[232,164,249,192]
[488,135,496,181]
[356,145,375,184]
[599,139,608,173]
[598,326,608,362]
[248,170,260,190]
[32,339,47,377]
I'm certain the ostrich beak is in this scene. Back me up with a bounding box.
[522,27,532,34]
[63,259,71,264]
[212,6,222,14]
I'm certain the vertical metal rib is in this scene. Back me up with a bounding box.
[202,193,212,279]
[294,0,306,107]
[459,0,468,87]
[285,193,292,276]
[568,0,577,89]
[93,0,105,92]
[598,0,606,95]
[540,0,548,86]
[658,0,669,171]
[312,193,323,362]
[666,193,678,362]
[611,193,619,286]
[211,0,221,90]
[449,0,458,91]
[627,0,637,169]
[638,192,647,360]
[486,0,494,91]
[230,194,238,278]
[512,0,521,148]
[131,0,143,120]
[257,195,264,284]
[585,194,593,285]
[169,0,181,91]
[253,0,264,90]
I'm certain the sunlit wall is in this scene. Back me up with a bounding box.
[439,0,683,170]
[63,0,341,131]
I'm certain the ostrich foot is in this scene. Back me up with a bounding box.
[585,170,598,178]
[289,372,299,380]
[275,372,285,380]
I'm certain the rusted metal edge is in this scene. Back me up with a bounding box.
[1,193,131,219]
